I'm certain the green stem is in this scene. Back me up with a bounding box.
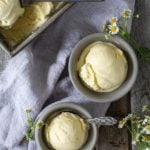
[119,29,143,56]
[125,124,134,135]
[121,17,128,32]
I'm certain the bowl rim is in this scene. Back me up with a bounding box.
[35,102,98,150]
[68,33,138,102]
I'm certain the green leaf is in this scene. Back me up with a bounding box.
[139,47,150,56]
[142,105,150,112]
[25,109,35,141]
[26,109,32,113]
[136,141,150,150]
[37,121,44,129]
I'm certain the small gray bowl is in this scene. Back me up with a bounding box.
[69,33,138,102]
[35,102,98,150]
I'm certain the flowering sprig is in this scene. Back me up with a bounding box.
[119,105,150,149]
[25,109,44,141]
[102,9,150,61]
[122,9,132,18]
[142,105,150,113]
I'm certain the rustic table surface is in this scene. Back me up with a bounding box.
[0,0,149,149]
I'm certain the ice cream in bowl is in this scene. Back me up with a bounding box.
[35,102,98,150]
[69,33,138,102]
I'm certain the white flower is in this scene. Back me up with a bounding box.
[132,140,136,145]
[143,125,150,134]
[142,118,148,125]
[118,119,126,128]
[135,14,140,19]
[110,17,118,25]
[141,135,150,142]
[121,9,132,18]
[109,24,119,35]
[105,34,109,39]
[142,105,150,112]
[118,124,124,128]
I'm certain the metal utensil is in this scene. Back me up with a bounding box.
[20,0,104,6]
[87,117,117,128]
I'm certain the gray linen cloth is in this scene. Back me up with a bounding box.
[0,1,135,149]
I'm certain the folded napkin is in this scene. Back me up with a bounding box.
[0,1,135,149]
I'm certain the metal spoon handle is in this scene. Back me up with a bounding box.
[87,117,117,127]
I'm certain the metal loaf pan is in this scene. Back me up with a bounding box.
[0,3,73,56]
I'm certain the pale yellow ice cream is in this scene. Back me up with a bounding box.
[0,2,54,47]
[77,41,128,92]
[45,112,89,150]
[0,0,24,27]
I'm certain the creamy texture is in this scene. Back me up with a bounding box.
[25,2,54,29]
[77,41,128,92]
[0,0,24,27]
[0,2,54,47]
[45,112,89,150]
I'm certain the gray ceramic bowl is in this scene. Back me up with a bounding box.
[35,102,98,150]
[69,33,138,102]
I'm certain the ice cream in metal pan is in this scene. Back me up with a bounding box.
[0,2,54,47]
[0,0,25,27]
[0,1,73,56]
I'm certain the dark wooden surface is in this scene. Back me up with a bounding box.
[98,95,131,150]
[131,0,150,116]
[98,0,150,149]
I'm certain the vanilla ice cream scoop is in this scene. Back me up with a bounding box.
[77,41,128,92]
[0,0,24,27]
[45,112,89,150]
